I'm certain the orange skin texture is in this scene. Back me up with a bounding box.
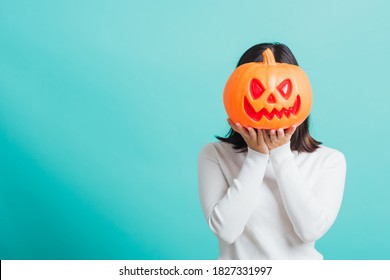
[223,50,312,130]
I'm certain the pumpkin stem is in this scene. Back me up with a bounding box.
[263,49,276,65]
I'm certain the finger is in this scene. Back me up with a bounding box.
[235,122,250,140]
[228,119,248,138]
[270,129,277,143]
[257,129,266,145]
[262,130,271,145]
[227,118,238,132]
[277,128,285,140]
[247,127,257,143]
[285,125,297,138]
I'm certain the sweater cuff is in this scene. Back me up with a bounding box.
[247,147,269,163]
[269,142,294,166]
[236,147,269,185]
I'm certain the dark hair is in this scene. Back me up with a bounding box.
[216,42,321,153]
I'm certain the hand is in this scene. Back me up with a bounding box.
[227,119,269,154]
[262,126,297,150]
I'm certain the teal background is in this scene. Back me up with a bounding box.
[1,0,389,259]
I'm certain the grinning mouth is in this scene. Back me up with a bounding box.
[244,95,301,121]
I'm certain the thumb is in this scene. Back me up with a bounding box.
[285,125,297,138]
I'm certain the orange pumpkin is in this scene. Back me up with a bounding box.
[223,49,312,129]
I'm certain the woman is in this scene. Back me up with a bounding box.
[198,42,346,260]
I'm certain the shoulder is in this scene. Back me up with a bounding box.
[198,141,238,162]
[309,145,346,168]
[316,145,345,160]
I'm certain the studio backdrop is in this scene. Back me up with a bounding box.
[1,0,389,259]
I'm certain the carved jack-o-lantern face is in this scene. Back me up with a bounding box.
[223,49,312,129]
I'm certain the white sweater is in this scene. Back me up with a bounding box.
[198,141,346,260]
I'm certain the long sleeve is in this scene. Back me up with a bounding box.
[269,143,346,242]
[198,144,269,244]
